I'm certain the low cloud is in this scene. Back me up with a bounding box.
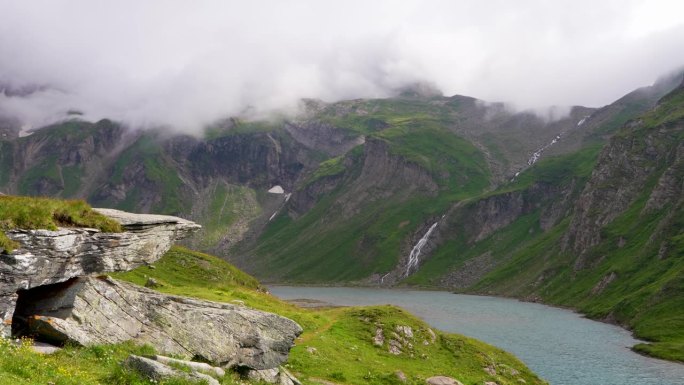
[0,0,683,133]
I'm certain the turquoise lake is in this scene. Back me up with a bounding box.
[270,286,684,385]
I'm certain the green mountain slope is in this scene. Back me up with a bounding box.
[410,79,684,361]
[243,111,491,282]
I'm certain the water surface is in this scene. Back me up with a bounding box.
[270,286,684,385]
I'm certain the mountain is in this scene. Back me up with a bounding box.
[408,75,684,361]
[0,73,682,360]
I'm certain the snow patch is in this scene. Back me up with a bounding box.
[268,185,284,194]
[18,124,34,137]
[527,134,561,166]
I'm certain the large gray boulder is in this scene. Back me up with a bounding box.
[0,209,200,337]
[17,276,302,369]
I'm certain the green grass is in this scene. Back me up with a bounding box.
[0,338,253,384]
[113,246,546,385]
[106,134,184,214]
[0,195,122,252]
[307,155,346,183]
[642,84,684,127]
[197,184,261,249]
[61,165,84,197]
[17,155,61,196]
[0,141,13,188]
[503,144,601,193]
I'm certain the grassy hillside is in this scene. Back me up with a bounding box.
[246,104,491,282]
[115,246,545,385]
[413,142,601,276]
[409,83,684,362]
[0,246,549,384]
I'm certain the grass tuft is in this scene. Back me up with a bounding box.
[0,195,122,252]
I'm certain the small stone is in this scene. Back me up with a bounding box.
[395,370,407,382]
[246,366,301,385]
[427,328,436,343]
[145,278,159,288]
[484,366,496,376]
[373,327,384,346]
[31,341,62,354]
[153,355,225,377]
[306,346,317,354]
[395,325,413,338]
[388,339,402,355]
[425,376,463,385]
[485,382,499,385]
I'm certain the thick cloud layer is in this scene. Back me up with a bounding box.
[0,0,683,133]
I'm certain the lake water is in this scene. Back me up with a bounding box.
[270,286,684,385]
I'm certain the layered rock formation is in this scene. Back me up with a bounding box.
[0,208,200,337]
[1,207,303,373]
[18,276,302,369]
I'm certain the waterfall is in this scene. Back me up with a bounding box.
[404,222,438,277]
[527,134,561,166]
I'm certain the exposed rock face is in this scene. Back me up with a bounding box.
[284,120,365,157]
[428,180,578,289]
[0,209,200,337]
[17,276,302,369]
[293,137,439,221]
[562,109,684,269]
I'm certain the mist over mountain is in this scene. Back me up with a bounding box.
[1,0,683,133]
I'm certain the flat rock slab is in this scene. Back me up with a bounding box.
[11,340,62,354]
[0,209,200,337]
[94,208,198,228]
[20,276,302,369]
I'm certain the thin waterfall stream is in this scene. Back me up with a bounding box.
[404,222,438,277]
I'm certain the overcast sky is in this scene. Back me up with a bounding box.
[0,0,683,132]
